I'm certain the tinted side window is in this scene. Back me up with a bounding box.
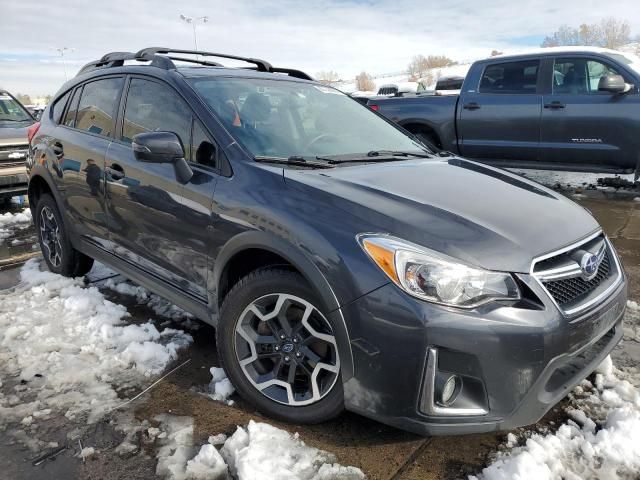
[75,77,124,137]
[191,120,217,168]
[553,57,622,94]
[479,60,540,94]
[122,78,192,160]
[63,88,82,127]
[51,91,70,124]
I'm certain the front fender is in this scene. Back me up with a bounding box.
[210,230,355,380]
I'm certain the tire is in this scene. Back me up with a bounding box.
[217,268,344,424]
[35,194,94,277]
[415,132,440,153]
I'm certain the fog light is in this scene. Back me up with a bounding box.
[437,374,462,407]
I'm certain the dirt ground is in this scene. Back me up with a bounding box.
[0,173,638,480]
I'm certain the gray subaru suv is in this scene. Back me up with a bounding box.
[27,48,627,435]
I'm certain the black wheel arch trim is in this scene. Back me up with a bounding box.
[210,230,355,380]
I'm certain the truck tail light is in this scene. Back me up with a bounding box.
[27,122,41,145]
[369,104,379,111]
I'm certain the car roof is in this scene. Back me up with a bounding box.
[480,46,627,62]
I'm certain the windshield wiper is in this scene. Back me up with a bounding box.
[316,150,434,165]
[254,155,334,169]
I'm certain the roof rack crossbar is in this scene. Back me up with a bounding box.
[166,56,223,67]
[135,47,273,72]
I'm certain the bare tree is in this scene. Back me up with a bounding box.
[600,17,631,49]
[407,55,456,80]
[542,18,631,49]
[315,70,340,86]
[355,71,376,92]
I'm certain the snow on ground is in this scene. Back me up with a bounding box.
[0,259,193,432]
[154,415,364,480]
[0,207,32,243]
[205,367,236,405]
[471,301,640,480]
[509,169,636,191]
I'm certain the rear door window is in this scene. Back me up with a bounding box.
[75,77,124,137]
[479,60,540,94]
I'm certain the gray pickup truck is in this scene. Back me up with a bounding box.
[369,47,640,178]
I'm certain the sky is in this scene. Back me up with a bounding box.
[2,0,640,97]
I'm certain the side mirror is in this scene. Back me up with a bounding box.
[132,131,193,183]
[132,131,185,163]
[598,74,632,94]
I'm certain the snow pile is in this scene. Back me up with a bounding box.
[154,416,364,480]
[0,207,32,243]
[471,302,640,480]
[0,259,193,427]
[206,367,235,405]
[221,420,365,480]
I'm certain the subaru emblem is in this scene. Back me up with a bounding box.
[580,252,599,280]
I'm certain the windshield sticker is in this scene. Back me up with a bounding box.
[313,86,342,95]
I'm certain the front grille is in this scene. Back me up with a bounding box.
[0,144,28,166]
[543,252,610,306]
[532,233,621,315]
[0,144,28,152]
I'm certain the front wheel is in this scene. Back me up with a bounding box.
[217,268,343,424]
[35,194,94,277]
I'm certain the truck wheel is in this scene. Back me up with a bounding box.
[416,132,440,152]
[35,194,94,277]
[217,268,344,423]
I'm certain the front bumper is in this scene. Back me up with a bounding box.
[0,165,28,197]
[337,272,626,436]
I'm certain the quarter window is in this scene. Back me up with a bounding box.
[553,58,622,94]
[121,78,192,160]
[75,77,124,137]
[63,88,82,128]
[479,60,540,94]
[191,120,217,168]
[51,91,71,124]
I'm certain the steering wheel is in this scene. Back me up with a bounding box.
[304,133,343,151]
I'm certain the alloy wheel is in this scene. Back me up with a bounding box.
[39,206,62,267]
[234,293,340,406]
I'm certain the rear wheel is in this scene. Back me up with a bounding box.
[35,194,94,277]
[217,268,343,423]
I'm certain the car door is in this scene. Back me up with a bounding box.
[540,56,640,170]
[53,77,124,249]
[104,76,216,301]
[457,59,542,162]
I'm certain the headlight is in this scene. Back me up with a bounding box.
[358,234,520,308]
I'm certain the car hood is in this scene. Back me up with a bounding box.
[284,157,600,273]
[0,124,30,146]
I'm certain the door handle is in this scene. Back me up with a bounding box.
[52,142,64,157]
[107,163,125,181]
[544,101,566,109]
[463,102,481,110]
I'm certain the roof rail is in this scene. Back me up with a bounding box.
[135,47,273,72]
[76,47,313,81]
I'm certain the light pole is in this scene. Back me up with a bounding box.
[179,14,209,51]
[51,47,75,81]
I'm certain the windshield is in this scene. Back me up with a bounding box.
[0,94,33,124]
[189,77,425,159]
